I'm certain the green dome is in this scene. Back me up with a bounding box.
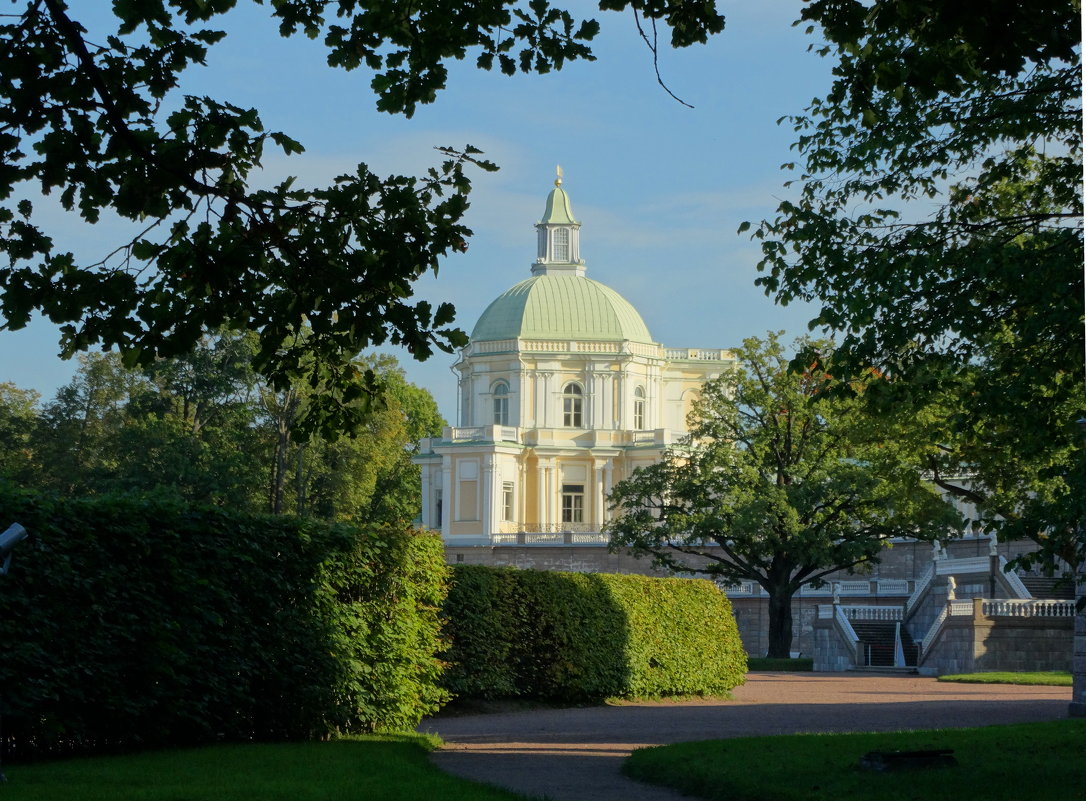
[471,274,654,344]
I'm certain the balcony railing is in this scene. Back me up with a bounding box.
[491,529,610,545]
[664,348,734,361]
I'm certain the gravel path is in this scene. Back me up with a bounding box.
[419,673,1071,801]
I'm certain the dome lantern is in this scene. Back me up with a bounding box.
[533,165,584,276]
[471,170,654,345]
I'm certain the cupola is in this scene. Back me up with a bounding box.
[533,165,585,276]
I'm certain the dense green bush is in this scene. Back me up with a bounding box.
[442,566,746,701]
[0,484,448,758]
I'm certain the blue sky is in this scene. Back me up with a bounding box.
[1,2,835,421]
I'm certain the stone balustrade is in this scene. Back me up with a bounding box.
[948,599,975,616]
[981,599,1076,617]
[840,605,904,621]
[921,606,950,654]
[663,348,734,361]
[491,529,610,546]
[834,605,860,646]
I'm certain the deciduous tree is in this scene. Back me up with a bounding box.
[605,334,958,658]
[751,1,1083,571]
[0,0,724,436]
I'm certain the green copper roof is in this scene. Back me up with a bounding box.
[471,274,654,344]
[540,186,578,225]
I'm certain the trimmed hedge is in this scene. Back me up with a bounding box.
[442,565,747,701]
[0,485,449,758]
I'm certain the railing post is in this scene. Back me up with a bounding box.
[973,596,984,621]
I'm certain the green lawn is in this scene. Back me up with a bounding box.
[0,735,530,801]
[937,671,1072,686]
[623,720,1086,801]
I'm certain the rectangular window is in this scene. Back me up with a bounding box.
[563,396,582,427]
[634,399,645,430]
[502,482,515,521]
[561,484,584,524]
[493,396,508,425]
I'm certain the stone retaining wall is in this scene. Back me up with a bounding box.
[812,618,856,672]
[1069,571,1084,717]
[920,603,1074,675]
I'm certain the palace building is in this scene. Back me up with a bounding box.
[413,173,1076,672]
[413,173,734,552]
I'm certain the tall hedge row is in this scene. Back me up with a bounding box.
[442,565,747,701]
[0,485,449,758]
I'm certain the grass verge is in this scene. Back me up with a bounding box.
[937,671,1072,686]
[0,734,530,801]
[623,720,1086,801]
[746,657,813,672]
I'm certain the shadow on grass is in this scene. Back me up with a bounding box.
[421,677,1071,801]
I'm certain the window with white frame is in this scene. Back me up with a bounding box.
[502,481,515,521]
[633,385,646,430]
[492,381,509,425]
[561,484,584,523]
[553,227,570,261]
[562,383,583,427]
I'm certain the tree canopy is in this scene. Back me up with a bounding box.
[0,0,725,436]
[0,335,441,524]
[605,334,958,657]
[751,1,1083,571]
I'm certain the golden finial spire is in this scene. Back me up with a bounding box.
[555,164,563,187]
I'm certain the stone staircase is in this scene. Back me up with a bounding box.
[851,621,919,667]
[1020,575,1075,600]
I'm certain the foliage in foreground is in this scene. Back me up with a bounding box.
[0,485,449,758]
[0,1,723,435]
[938,671,1072,687]
[0,735,527,801]
[442,565,747,701]
[624,720,1086,801]
[755,1,1084,574]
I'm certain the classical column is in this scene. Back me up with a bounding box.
[546,460,557,529]
[592,459,606,529]
[440,465,452,535]
[482,454,495,540]
[518,458,527,526]
[537,372,553,428]
[617,369,628,430]
[511,372,521,428]
[648,365,660,430]
[536,458,548,530]
[603,460,614,523]
[588,369,605,429]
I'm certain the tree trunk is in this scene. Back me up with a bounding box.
[766,589,795,659]
[270,422,288,515]
[294,443,306,515]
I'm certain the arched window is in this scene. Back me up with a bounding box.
[633,385,646,430]
[562,383,583,427]
[553,228,570,261]
[492,381,509,426]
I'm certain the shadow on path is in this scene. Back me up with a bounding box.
[419,673,1071,801]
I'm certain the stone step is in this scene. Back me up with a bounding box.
[1019,576,1075,600]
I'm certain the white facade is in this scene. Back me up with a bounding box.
[414,176,736,546]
